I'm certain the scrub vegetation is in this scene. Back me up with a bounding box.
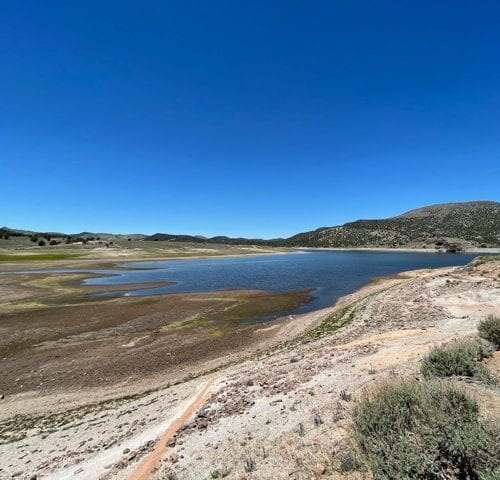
[420,338,494,381]
[352,378,500,480]
[351,316,500,480]
[478,315,500,349]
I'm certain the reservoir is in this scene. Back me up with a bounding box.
[75,250,477,316]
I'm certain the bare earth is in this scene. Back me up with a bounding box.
[0,259,499,480]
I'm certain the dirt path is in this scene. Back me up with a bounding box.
[128,378,217,480]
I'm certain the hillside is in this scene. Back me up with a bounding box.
[146,233,280,246]
[2,201,499,251]
[284,201,500,250]
[147,201,500,250]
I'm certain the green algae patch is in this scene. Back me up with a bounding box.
[163,289,312,334]
[202,289,312,325]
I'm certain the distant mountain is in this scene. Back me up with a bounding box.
[283,201,500,249]
[0,227,67,238]
[71,232,146,240]
[3,201,499,250]
[0,227,144,241]
[146,233,282,246]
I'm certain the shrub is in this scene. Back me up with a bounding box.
[38,240,46,247]
[243,457,255,473]
[338,451,362,472]
[421,338,493,380]
[478,315,500,349]
[352,378,500,479]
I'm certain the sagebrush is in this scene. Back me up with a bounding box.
[420,338,493,380]
[478,315,500,349]
[352,378,500,479]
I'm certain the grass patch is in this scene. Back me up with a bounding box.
[0,253,80,262]
[352,378,500,479]
[479,315,500,349]
[421,338,494,381]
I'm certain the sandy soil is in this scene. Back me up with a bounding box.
[0,260,498,480]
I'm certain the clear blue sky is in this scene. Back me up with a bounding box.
[1,1,499,237]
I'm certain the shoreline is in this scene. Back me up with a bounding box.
[0,248,300,272]
[2,244,498,273]
[0,255,489,413]
[0,267,412,419]
[2,259,498,479]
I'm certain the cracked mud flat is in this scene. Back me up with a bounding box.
[1,260,499,479]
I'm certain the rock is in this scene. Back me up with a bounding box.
[29,475,37,480]
[197,419,209,429]
[122,448,130,454]
[314,463,326,475]
[0,394,4,400]
[170,453,179,464]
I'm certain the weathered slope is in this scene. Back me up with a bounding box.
[285,201,500,248]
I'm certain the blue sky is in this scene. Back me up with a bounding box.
[1,1,499,237]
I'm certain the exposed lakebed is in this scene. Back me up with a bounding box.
[0,250,485,401]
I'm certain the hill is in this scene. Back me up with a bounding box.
[146,233,284,245]
[2,201,499,250]
[283,201,500,250]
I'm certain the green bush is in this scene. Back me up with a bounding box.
[352,379,500,479]
[421,338,493,380]
[478,315,500,349]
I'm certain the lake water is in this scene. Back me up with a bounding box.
[70,250,477,316]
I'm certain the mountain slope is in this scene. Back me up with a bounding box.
[3,201,499,250]
[146,232,282,246]
[284,201,500,249]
